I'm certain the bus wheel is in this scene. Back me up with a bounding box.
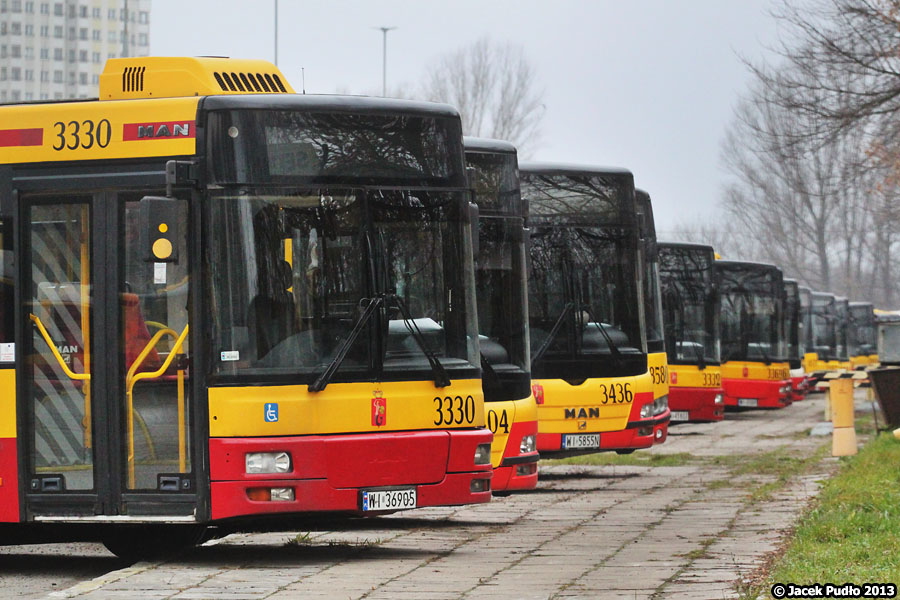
[615,449,635,455]
[101,525,206,561]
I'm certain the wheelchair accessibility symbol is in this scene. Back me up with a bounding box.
[264,403,279,422]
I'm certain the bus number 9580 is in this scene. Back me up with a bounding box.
[433,395,476,426]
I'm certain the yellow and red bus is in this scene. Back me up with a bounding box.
[658,243,725,422]
[848,302,878,370]
[521,164,652,456]
[0,56,493,558]
[464,138,538,492]
[804,291,839,386]
[783,279,809,401]
[716,261,791,409]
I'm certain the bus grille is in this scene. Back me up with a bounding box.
[213,71,287,93]
[122,65,146,92]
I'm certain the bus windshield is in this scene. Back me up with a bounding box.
[835,298,850,361]
[658,244,720,365]
[717,262,785,363]
[466,149,530,402]
[635,191,664,354]
[799,287,812,357]
[523,169,646,380]
[849,304,876,357]
[784,280,801,366]
[811,293,837,360]
[205,187,478,384]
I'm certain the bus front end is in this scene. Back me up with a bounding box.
[522,165,650,458]
[465,138,539,493]
[202,99,493,520]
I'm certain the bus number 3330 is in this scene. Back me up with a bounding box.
[433,395,477,426]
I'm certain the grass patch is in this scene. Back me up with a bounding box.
[707,444,830,503]
[765,433,900,583]
[544,451,697,467]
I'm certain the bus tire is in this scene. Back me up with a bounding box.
[615,449,635,455]
[101,525,206,561]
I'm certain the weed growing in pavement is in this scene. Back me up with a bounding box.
[544,451,697,467]
[287,531,313,546]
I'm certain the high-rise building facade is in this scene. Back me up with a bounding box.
[0,0,150,102]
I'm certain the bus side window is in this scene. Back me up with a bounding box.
[0,219,12,344]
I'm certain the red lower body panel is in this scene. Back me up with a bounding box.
[0,438,18,522]
[723,378,790,409]
[790,376,808,402]
[208,429,493,521]
[668,386,725,422]
[492,419,539,493]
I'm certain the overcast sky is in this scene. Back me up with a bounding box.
[149,0,781,233]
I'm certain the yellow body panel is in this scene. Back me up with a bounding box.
[647,352,670,400]
[209,379,485,437]
[721,361,790,381]
[485,394,537,468]
[803,353,820,373]
[0,97,200,164]
[0,370,14,438]
[849,355,875,370]
[535,372,651,435]
[669,363,722,389]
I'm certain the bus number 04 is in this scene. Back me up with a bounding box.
[53,119,111,151]
[433,395,476,426]
[487,409,509,434]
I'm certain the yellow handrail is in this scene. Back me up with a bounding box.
[125,324,189,489]
[29,314,90,381]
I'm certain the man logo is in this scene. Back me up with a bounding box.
[564,407,599,419]
[577,420,587,430]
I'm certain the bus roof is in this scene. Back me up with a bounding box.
[658,241,716,254]
[463,137,517,154]
[519,162,632,177]
[202,93,461,119]
[715,259,781,273]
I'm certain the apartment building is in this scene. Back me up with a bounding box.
[0,0,150,102]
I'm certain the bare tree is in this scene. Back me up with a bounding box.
[421,37,545,156]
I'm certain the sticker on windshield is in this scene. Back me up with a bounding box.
[154,262,167,284]
[264,403,279,423]
[221,350,239,362]
[0,343,13,362]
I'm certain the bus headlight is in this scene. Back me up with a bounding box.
[474,443,492,465]
[714,393,724,404]
[245,452,292,474]
[653,395,669,416]
[520,435,536,454]
[640,403,653,419]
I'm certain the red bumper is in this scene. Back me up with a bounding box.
[492,419,539,493]
[723,378,790,409]
[0,437,18,522]
[668,387,725,422]
[790,376,808,402]
[208,429,493,521]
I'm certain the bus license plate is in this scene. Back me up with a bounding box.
[562,434,600,449]
[361,488,416,512]
[670,411,690,422]
[738,398,758,407]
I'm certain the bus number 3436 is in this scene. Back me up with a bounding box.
[433,395,476,426]
[599,383,633,404]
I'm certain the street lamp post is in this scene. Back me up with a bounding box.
[375,26,397,96]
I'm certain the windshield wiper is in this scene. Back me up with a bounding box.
[531,302,575,369]
[389,293,451,388]
[481,353,502,391]
[689,339,707,370]
[580,303,624,371]
[309,296,384,392]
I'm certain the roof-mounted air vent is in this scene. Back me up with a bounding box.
[122,65,146,92]
[99,56,294,101]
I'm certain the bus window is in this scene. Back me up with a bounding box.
[0,219,12,345]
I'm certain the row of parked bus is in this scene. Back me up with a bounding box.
[0,56,881,559]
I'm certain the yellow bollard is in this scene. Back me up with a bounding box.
[894,428,900,441]
[830,378,857,456]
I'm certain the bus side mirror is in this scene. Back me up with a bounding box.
[139,196,180,263]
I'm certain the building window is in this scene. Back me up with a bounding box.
[11,67,21,81]
[68,27,75,40]
[66,3,73,17]
[92,51,99,63]
[0,68,6,80]
[40,2,47,14]
[24,24,32,36]
[53,2,61,16]
[79,28,87,40]
[107,8,114,19]
[53,92,62,99]
[91,73,98,84]
[24,0,32,12]
[0,23,5,35]
[40,93,48,99]
[138,33,147,46]
[53,25,61,38]
[107,52,115,59]
[108,31,115,43]
[79,50,87,62]
[53,47,61,60]
[11,0,20,12]
[0,0,6,13]
[0,46,5,58]
[78,4,86,18]
[53,69,62,82]
[39,47,47,59]
[10,22,21,35]
[92,29,99,40]
[139,10,148,24]
[24,69,33,81]
[78,72,86,85]
[10,45,20,57]
[24,46,33,58]
[0,92,7,102]
[11,91,21,101]
[91,6,98,18]
[39,24,47,37]
[40,70,47,81]
[67,49,74,62]
[68,71,75,84]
